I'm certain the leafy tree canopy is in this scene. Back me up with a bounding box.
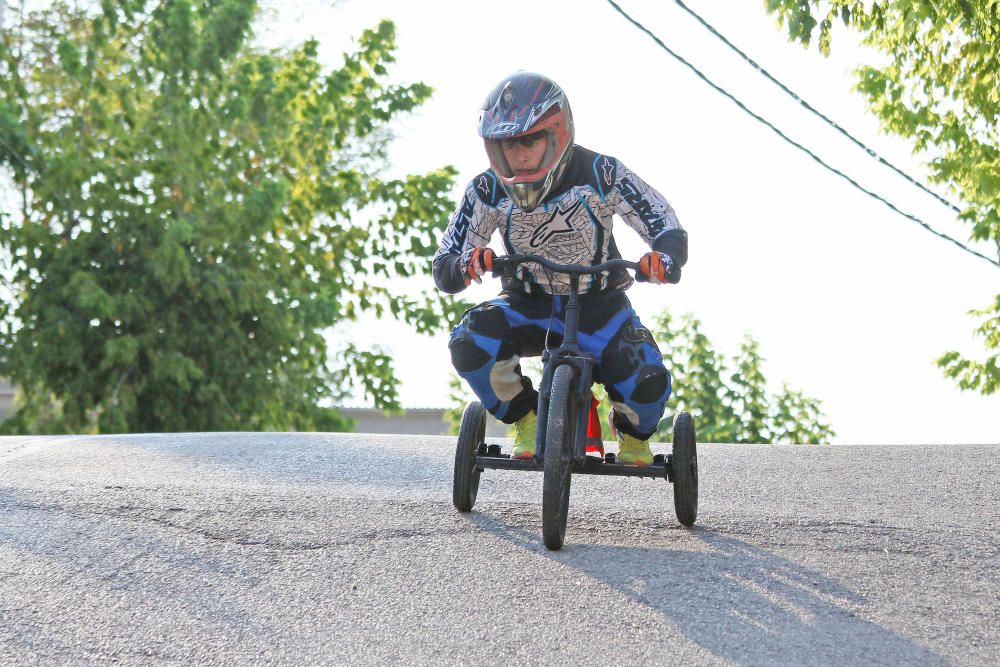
[0,0,465,433]
[765,0,999,395]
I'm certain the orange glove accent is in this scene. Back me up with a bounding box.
[638,251,672,284]
[463,247,496,285]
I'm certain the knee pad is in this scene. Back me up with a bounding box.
[466,304,510,338]
[632,365,670,404]
[449,331,490,373]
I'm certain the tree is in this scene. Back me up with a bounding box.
[655,311,739,443]
[770,383,837,445]
[652,310,834,444]
[937,295,1000,395]
[764,0,1000,395]
[0,1,465,433]
[729,336,772,443]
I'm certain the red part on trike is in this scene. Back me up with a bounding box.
[585,393,604,457]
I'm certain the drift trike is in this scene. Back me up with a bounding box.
[452,254,698,550]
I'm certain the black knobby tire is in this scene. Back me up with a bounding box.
[671,411,698,526]
[453,401,486,512]
[542,364,576,550]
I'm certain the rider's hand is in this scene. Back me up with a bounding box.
[459,247,496,285]
[637,251,674,284]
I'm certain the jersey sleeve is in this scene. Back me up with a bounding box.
[608,159,688,282]
[433,173,504,293]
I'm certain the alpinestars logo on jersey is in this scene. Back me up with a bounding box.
[477,175,491,199]
[528,200,583,248]
[599,157,615,189]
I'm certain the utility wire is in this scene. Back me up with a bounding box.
[674,0,965,215]
[605,0,1000,270]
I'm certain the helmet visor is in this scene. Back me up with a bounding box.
[485,129,558,181]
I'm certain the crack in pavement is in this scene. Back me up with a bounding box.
[1,495,473,552]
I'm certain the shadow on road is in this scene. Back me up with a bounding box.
[0,488,279,660]
[464,512,948,666]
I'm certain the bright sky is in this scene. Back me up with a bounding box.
[266,0,999,444]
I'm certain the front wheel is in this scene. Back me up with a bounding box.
[671,411,698,526]
[542,364,576,550]
[453,401,486,512]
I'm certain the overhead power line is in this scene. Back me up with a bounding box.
[604,0,1000,270]
[673,0,965,216]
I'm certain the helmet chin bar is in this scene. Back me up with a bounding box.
[504,142,572,211]
[510,171,555,211]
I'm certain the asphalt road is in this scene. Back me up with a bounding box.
[1,433,997,666]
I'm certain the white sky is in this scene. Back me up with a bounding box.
[265,0,999,444]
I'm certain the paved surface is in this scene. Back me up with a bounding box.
[0,433,998,665]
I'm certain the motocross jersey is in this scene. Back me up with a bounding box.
[433,145,687,295]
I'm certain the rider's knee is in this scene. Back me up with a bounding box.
[449,331,490,372]
[632,365,670,404]
[466,303,510,337]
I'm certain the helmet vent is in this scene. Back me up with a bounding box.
[500,83,514,110]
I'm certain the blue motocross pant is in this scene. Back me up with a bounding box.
[448,289,671,441]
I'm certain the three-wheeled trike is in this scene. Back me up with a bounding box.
[452,254,698,550]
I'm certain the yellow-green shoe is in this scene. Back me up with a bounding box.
[617,432,653,465]
[511,410,538,460]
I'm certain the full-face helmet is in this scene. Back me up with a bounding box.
[478,71,574,211]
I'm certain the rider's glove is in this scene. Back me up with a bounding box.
[458,246,496,285]
[637,251,674,284]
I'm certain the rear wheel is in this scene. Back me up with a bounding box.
[542,364,576,550]
[453,401,486,512]
[671,411,698,526]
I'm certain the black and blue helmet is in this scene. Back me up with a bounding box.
[478,71,575,211]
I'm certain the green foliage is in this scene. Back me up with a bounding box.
[765,0,1000,395]
[655,311,739,442]
[652,310,834,444]
[770,384,836,445]
[0,1,466,433]
[937,295,1000,395]
[331,343,403,415]
[729,337,771,443]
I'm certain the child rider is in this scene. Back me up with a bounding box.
[433,71,688,465]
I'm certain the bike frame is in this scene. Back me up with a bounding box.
[534,271,593,464]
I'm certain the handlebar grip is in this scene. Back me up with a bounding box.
[490,257,510,278]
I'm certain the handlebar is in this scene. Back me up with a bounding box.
[491,254,640,277]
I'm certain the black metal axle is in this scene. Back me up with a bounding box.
[474,453,671,481]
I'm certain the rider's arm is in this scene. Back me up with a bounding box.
[433,174,503,293]
[608,160,688,283]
